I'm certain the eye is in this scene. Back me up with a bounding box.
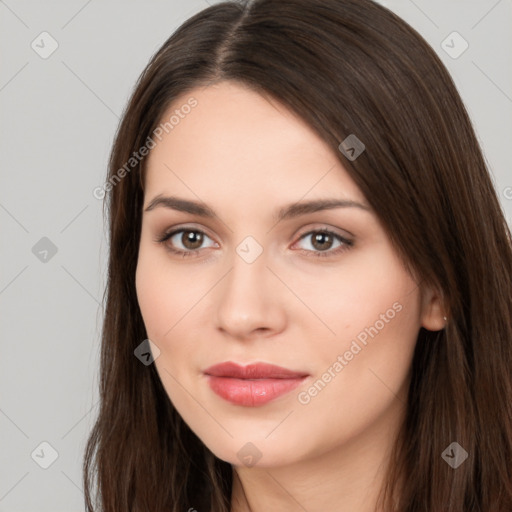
[293,229,353,258]
[155,226,354,259]
[156,228,217,258]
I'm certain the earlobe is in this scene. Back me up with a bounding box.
[420,285,447,331]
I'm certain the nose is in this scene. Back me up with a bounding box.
[214,245,287,341]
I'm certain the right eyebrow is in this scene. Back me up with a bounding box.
[144,195,216,217]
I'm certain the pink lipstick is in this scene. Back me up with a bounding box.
[203,362,308,407]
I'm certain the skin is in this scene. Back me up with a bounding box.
[135,80,445,512]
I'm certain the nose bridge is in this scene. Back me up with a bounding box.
[231,238,268,294]
[214,236,285,337]
[223,239,271,312]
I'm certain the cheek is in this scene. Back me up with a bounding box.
[135,247,180,341]
[307,253,421,408]
[289,262,420,452]
[135,246,214,344]
[136,252,161,337]
[286,246,421,358]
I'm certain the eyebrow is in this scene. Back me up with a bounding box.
[144,195,371,221]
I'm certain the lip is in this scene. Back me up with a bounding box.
[204,362,308,379]
[203,362,309,407]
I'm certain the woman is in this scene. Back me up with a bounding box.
[83,0,512,510]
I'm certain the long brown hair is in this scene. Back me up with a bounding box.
[83,0,512,510]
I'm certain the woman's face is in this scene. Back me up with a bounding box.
[136,80,443,467]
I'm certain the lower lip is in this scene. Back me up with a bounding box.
[206,376,307,406]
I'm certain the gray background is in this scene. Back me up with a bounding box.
[1,0,511,510]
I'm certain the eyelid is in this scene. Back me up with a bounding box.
[293,222,354,240]
[155,222,217,241]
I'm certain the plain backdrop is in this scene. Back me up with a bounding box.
[1,0,511,510]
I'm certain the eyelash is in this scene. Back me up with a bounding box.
[155,226,354,259]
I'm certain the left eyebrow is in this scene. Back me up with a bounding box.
[276,198,371,222]
[143,195,371,221]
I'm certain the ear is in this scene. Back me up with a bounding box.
[420,284,447,331]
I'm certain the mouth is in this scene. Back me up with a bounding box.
[203,362,309,407]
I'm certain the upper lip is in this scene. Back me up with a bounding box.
[203,362,309,379]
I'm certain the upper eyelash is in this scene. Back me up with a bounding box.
[156,227,353,258]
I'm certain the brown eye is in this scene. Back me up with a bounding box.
[156,227,217,258]
[294,229,353,258]
[310,232,335,251]
[180,230,204,250]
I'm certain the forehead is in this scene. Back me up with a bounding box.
[144,81,365,206]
